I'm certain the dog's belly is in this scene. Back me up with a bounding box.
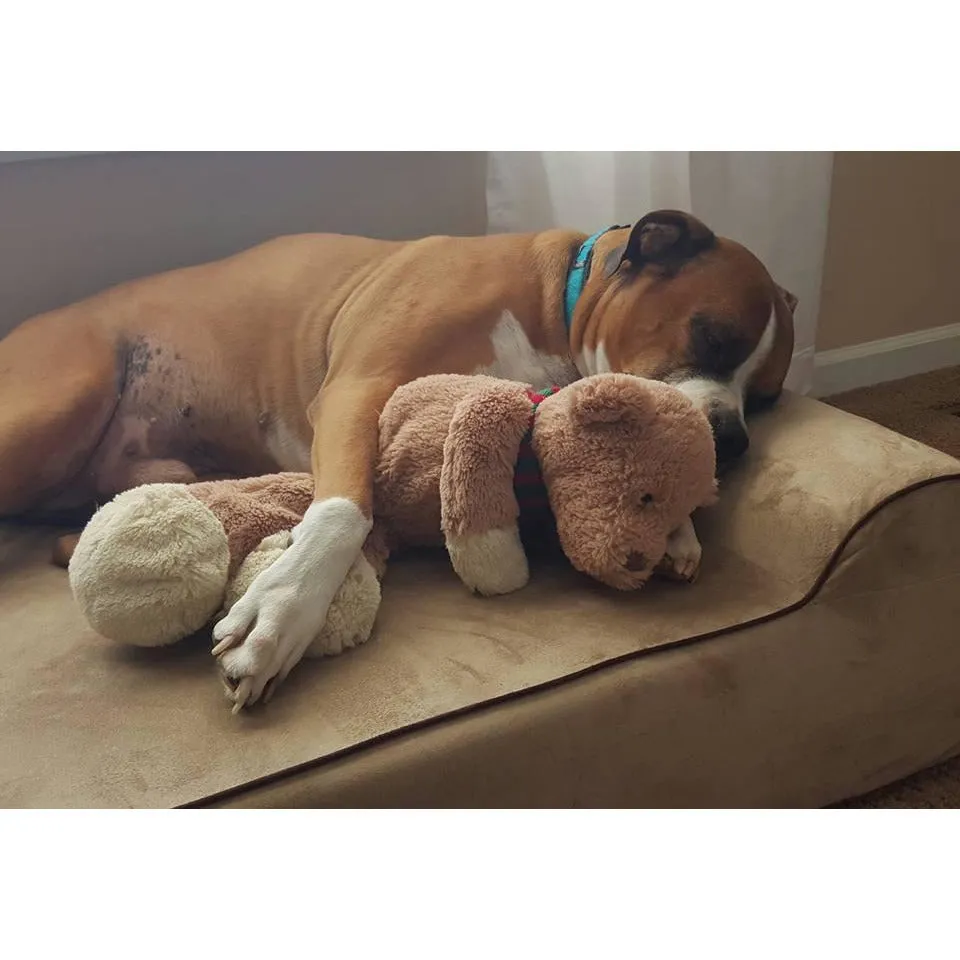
[62,307,578,506]
[82,335,307,498]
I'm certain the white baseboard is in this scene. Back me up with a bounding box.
[812,322,960,397]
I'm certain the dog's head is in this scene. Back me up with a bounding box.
[571,210,797,470]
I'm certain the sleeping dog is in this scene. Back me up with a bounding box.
[0,209,796,708]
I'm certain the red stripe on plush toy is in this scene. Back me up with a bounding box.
[513,386,560,519]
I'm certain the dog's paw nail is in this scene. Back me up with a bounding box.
[212,635,239,657]
[230,676,254,713]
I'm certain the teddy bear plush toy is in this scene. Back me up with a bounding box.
[68,372,718,676]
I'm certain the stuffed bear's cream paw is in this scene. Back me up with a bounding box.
[305,552,381,658]
[446,524,530,596]
[221,530,293,615]
[656,517,702,584]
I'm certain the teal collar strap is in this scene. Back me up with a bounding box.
[563,225,625,332]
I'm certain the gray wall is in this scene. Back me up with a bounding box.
[0,152,489,336]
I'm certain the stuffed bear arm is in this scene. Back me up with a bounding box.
[439,380,535,596]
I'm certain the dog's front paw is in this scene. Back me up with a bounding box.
[656,517,702,584]
[212,497,371,712]
[213,568,320,712]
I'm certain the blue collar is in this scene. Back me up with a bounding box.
[563,226,624,332]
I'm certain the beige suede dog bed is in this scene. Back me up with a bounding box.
[1,392,959,807]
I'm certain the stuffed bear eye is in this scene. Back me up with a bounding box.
[640,493,654,505]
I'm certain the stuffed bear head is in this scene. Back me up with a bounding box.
[531,374,718,590]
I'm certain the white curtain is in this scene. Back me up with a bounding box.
[486,152,834,395]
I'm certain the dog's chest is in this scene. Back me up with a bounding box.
[473,311,578,391]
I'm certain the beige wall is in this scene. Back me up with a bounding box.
[0,152,488,338]
[817,151,960,351]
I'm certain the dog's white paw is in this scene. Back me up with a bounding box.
[213,574,318,711]
[657,517,703,584]
[212,498,371,712]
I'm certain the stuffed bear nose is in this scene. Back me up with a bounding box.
[625,552,649,572]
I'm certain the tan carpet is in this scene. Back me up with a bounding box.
[825,365,960,808]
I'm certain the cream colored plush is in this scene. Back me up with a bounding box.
[69,484,230,647]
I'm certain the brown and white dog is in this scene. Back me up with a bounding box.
[0,210,795,709]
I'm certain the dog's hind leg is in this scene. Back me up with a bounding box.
[48,454,200,569]
[0,312,122,517]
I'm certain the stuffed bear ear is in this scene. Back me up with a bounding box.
[569,376,654,427]
[616,209,716,273]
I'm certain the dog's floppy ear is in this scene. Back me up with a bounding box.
[747,281,798,407]
[602,243,628,279]
[617,210,716,273]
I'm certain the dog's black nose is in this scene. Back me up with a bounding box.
[711,412,750,466]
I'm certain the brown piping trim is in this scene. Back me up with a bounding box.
[179,472,960,809]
